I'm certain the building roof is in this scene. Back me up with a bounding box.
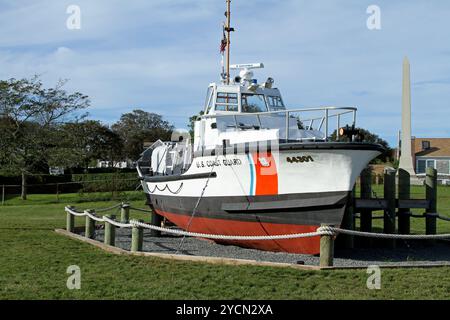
[413,138,450,157]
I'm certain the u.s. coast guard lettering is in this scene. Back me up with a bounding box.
[196,158,242,168]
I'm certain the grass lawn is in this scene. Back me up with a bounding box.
[0,190,449,300]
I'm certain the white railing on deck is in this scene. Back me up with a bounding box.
[200,106,357,142]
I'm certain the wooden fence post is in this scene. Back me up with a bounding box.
[360,167,373,247]
[319,224,334,267]
[2,184,5,206]
[104,214,116,246]
[131,220,144,252]
[384,168,396,248]
[85,210,95,239]
[121,203,130,223]
[66,207,75,233]
[425,167,437,237]
[398,169,411,234]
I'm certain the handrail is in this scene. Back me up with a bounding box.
[200,106,357,119]
[198,106,357,142]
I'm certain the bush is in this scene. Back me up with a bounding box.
[71,172,139,193]
[0,172,140,194]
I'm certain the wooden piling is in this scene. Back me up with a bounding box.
[150,210,162,237]
[66,207,75,233]
[319,224,334,267]
[383,168,396,248]
[85,210,95,239]
[131,220,144,252]
[398,169,411,234]
[121,203,130,223]
[425,167,437,236]
[360,167,373,247]
[337,186,355,249]
[104,214,116,246]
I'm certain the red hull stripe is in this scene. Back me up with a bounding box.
[252,152,278,196]
[157,209,320,254]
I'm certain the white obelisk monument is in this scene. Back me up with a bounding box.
[398,57,418,180]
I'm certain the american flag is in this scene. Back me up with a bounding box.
[220,24,227,54]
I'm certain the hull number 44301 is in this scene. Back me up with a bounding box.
[286,155,314,163]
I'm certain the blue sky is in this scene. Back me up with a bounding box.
[1,0,449,146]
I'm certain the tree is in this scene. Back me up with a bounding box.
[188,110,204,138]
[0,76,89,199]
[112,110,173,161]
[330,127,393,163]
[60,121,124,170]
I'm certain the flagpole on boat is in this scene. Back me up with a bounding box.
[226,0,232,84]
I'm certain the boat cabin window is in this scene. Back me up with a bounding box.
[241,93,267,113]
[205,87,214,113]
[266,96,285,111]
[215,92,238,112]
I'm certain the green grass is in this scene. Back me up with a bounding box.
[0,188,449,299]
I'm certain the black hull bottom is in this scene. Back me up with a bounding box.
[145,191,349,226]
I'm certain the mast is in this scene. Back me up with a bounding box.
[226,0,231,84]
[225,0,233,84]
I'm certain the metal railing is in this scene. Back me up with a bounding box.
[200,106,357,142]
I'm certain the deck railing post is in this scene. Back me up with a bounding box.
[360,167,373,247]
[425,167,437,237]
[66,207,75,233]
[131,220,144,252]
[104,214,116,246]
[121,203,130,224]
[398,169,411,234]
[383,168,396,248]
[319,224,334,267]
[85,209,95,239]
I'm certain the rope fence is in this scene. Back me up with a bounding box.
[64,202,450,268]
[65,204,450,241]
